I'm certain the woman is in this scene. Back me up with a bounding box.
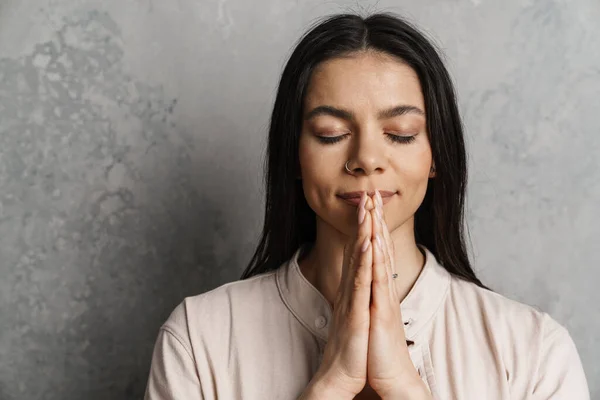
[144,12,590,400]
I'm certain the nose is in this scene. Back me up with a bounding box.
[345,131,387,176]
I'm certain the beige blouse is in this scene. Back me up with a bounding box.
[144,244,590,399]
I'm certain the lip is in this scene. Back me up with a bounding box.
[337,190,397,206]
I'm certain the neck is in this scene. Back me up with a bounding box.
[298,216,426,310]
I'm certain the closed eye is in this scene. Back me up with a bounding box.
[386,134,417,144]
[316,134,416,145]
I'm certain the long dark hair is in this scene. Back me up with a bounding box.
[239,11,491,291]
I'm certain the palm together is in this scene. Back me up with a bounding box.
[363,190,431,399]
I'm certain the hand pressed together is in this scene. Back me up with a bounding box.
[312,190,432,400]
[365,190,431,399]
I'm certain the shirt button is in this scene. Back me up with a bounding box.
[315,316,327,329]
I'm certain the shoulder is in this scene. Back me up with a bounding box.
[442,272,579,364]
[447,273,551,336]
[160,269,280,340]
[444,273,589,392]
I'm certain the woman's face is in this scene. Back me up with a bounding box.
[298,51,434,237]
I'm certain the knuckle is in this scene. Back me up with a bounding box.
[348,252,357,267]
[378,273,389,284]
[352,277,365,291]
[378,277,390,287]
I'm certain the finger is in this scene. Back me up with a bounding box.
[337,192,366,307]
[371,192,394,301]
[345,192,373,318]
[375,190,397,301]
[370,197,392,313]
[376,189,396,265]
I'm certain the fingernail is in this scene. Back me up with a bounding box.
[376,189,383,208]
[358,206,366,224]
[375,234,383,250]
[374,204,382,221]
[359,191,368,209]
[358,193,367,224]
[361,237,370,252]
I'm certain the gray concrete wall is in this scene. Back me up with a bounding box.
[0,1,598,399]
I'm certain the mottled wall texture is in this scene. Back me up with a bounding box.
[0,0,598,399]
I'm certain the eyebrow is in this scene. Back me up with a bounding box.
[303,104,425,122]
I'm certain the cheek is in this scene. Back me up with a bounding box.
[298,138,333,209]
[390,146,432,214]
[394,144,432,181]
[298,136,320,182]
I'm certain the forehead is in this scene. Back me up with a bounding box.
[304,51,424,112]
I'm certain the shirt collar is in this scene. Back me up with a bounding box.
[276,243,451,342]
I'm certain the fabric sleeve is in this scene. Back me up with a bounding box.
[531,315,590,400]
[144,327,203,400]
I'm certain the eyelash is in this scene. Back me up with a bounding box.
[316,134,416,145]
